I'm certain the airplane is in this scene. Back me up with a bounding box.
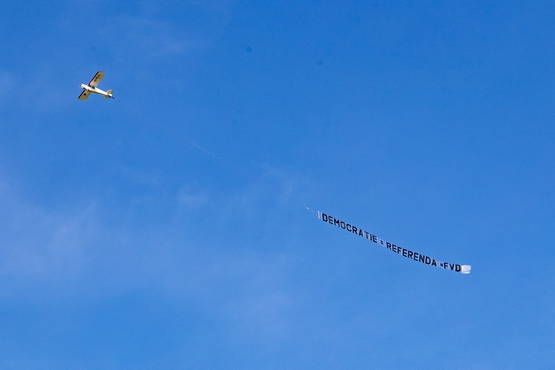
[78,71,114,100]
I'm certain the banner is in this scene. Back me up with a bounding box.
[315,210,471,274]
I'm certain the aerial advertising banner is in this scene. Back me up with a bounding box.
[315,210,471,274]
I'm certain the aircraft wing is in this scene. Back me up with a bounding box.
[88,71,104,87]
[78,89,90,100]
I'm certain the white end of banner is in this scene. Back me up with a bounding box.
[460,265,472,274]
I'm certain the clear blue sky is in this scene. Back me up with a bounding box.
[1,1,554,369]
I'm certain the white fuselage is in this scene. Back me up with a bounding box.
[81,83,112,98]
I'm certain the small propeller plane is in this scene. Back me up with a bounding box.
[78,71,114,100]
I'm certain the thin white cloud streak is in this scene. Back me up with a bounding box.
[0,168,304,341]
[177,186,209,207]
[95,15,198,61]
[0,71,14,98]
[0,177,98,281]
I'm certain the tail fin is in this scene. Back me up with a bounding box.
[105,89,113,99]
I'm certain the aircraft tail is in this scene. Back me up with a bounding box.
[105,89,113,99]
